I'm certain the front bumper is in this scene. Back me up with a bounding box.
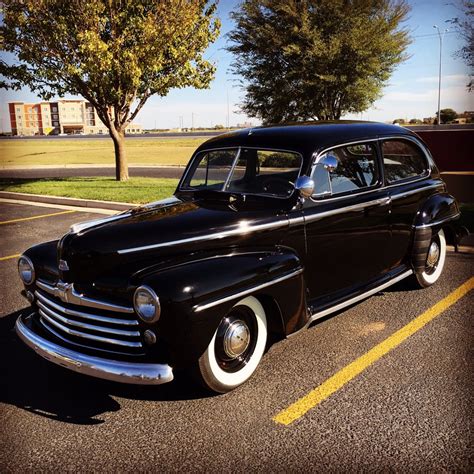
[15,313,174,385]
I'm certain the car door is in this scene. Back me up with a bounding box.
[302,140,392,302]
[381,137,437,269]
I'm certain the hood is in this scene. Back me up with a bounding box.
[58,195,290,285]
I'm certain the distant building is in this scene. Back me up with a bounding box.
[8,99,143,136]
[236,121,253,128]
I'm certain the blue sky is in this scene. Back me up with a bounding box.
[0,0,472,131]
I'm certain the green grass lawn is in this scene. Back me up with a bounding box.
[0,177,179,204]
[0,137,206,167]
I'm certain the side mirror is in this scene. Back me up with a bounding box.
[320,154,338,172]
[295,175,315,198]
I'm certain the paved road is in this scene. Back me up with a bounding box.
[0,200,473,471]
[0,166,185,180]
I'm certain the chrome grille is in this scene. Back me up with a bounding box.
[34,285,143,356]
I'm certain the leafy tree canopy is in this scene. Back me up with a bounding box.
[437,108,458,123]
[0,0,220,180]
[448,0,473,91]
[228,0,411,123]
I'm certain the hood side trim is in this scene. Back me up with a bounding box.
[117,219,288,255]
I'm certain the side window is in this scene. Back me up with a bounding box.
[186,150,236,189]
[313,142,379,196]
[382,139,427,184]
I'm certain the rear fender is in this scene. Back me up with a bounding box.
[411,193,460,271]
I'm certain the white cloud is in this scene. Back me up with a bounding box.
[415,74,469,84]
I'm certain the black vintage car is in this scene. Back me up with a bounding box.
[16,122,462,393]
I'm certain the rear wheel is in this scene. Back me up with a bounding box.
[413,229,446,288]
[196,296,267,393]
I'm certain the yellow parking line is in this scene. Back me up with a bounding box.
[273,277,474,426]
[0,209,75,225]
[0,253,21,261]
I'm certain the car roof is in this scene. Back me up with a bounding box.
[195,121,417,160]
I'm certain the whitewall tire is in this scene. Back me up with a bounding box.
[197,296,268,393]
[415,229,446,287]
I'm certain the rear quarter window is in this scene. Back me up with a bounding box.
[382,139,428,184]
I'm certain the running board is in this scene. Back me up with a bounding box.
[303,269,414,330]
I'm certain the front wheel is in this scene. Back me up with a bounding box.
[413,229,447,288]
[196,296,268,393]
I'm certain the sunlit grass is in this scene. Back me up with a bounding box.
[0,137,207,167]
[0,177,180,204]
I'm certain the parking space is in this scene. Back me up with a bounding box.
[0,201,472,471]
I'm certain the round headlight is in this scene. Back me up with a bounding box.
[133,286,161,323]
[18,255,35,285]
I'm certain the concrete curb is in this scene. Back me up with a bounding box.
[0,191,136,211]
[0,164,187,170]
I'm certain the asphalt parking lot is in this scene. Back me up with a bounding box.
[0,200,473,471]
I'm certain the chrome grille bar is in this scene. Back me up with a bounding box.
[37,300,140,337]
[37,279,134,314]
[38,317,145,357]
[35,291,138,326]
[39,310,142,348]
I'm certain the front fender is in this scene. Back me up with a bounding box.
[138,248,306,368]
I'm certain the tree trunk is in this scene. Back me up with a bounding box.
[110,129,129,181]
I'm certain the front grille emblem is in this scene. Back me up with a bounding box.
[59,259,70,271]
[56,281,73,303]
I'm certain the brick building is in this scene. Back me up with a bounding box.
[9,99,143,136]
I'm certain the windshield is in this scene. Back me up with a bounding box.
[180,148,302,198]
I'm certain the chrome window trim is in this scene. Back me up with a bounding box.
[193,268,304,313]
[117,218,288,255]
[37,279,134,314]
[35,290,138,326]
[37,300,141,337]
[309,135,434,202]
[39,310,143,348]
[178,145,304,200]
[379,135,431,185]
[309,138,380,201]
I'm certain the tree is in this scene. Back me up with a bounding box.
[1,1,220,180]
[227,0,411,123]
[393,118,406,124]
[409,118,422,124]
[448,1,473,91]
[436,108,458,124]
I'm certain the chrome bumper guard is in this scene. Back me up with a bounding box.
[15,314,174,385]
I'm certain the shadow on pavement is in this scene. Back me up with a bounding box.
[0,309,211,426]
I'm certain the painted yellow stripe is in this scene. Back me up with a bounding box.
[274,277,474,426]
[0,253,21,261]
[0,209,75,225]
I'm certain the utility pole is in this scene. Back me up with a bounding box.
[226,89,230,130]
[433,25,448,125]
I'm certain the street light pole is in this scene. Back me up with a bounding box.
[433,25,448,125]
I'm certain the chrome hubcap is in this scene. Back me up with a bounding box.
[223,319,250,358]
[426,241,440,268]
